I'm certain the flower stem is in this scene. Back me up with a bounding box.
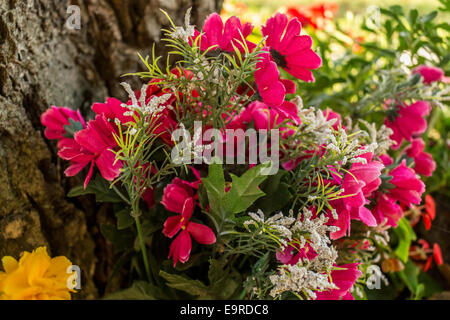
[133,206,152,283]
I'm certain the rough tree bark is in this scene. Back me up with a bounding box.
[0,0,222,299]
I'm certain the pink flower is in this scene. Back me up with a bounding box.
[406,138,436,177]
[254,49,287,106]
[315,263,362,300]
[235,100,299,132]
[413,65,445,84]
[387,160,425,206]
[41,106,86,140]
[379,154,393,166]
[385,101,431,149]
[161,178,196,216]
[163,199,216,266]
[372,193,403,227]
[92,97,135,123]
[193,13,256,53]
[59,115,122,188]
[341,153,383,225]
[323,109,342,131]
[276,242,317,265]
[262,13,322,82]
[327,153,383,239]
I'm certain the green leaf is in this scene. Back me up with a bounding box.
[418,271,444,298]
[420,11,438,24]
[159,271,209,298]
[394,218,416,263]
[224,162,270,214]
[114,207,134,230]
[208,259,240,299]
[67,175,123,203]
[202,160,226,217]
[103,281,158,300]
[100,224,135,253]
[202,161,270,234]
[398,260,420,295]
[253,170,292,214]
[409,9,419,26]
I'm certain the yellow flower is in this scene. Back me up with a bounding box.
[0,247,76,300]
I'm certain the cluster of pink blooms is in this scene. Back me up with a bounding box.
[40,12,444,299]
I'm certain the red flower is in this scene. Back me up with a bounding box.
[287,2,338,30]
[433,243,444,266]
[410,240,443,271]
[262,13,322,82]
[385,101,431,149]
[41,106,86,140]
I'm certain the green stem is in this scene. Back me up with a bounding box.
[134,206,152,283]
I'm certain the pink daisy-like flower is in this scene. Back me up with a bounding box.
[372,193,404,227]
[41,106,86,140]
[385,101,431,149]
[405,138,436,177]
[59,114,122,188]
[327,153,383,239]
[254,49,289,107]
[413,65,445,84]
[315,263,362,300]
[92,97,135,124]
[387,160,425,207]
[192,13,256,53]
[261,13,322,82]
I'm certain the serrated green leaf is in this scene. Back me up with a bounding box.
[224,163,270,214]
[202,160,226,216]
[203,161,271,234]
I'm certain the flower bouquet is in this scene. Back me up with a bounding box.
[1,5,448,300]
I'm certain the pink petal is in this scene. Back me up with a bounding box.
[186,222,216,244]
[95,150,122,181]
[163,216,182,238]
[181,197,194,220]
[168,230,192,267]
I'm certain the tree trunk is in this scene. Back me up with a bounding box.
[0,0,222,299]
